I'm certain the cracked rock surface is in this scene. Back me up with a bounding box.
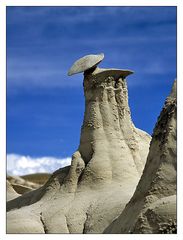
[104,80,177,234]
[7,67,151,233]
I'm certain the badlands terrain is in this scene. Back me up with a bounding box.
[7,54,176,234]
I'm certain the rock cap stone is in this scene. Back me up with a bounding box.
[93,68,134,79]
[68,53,104,76]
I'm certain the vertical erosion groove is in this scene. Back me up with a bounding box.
[40,212,48,233]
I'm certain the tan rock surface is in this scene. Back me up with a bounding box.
[68,53,104,76]
[7,175,41,190]
[11,184,34,195]
[6,180,20,201]
[104,80,177,234]
[21,173,51,185]
[7,63,151,233]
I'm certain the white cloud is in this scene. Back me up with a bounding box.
[7,154,71,176]
[7,58,83,90]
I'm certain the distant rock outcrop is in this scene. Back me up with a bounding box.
[7,180,20,201]
[7,54,152,233]
[21,173,51,185]
[104,80,177,234]
[7,175,42,194]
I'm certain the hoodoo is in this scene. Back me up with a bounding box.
[7,54,151,233]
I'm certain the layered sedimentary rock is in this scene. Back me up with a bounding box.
[21,173,51,185]
[105,80,177,234]
[7,180,20,201]
[7,54,151,233]
[7,175,42,195]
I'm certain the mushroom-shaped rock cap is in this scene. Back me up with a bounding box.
[93,68,134,79]
[68,53,104,76]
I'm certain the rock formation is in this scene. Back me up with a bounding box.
[20,173,51,185]
[7,180,20,201]
[7,53,151,233]
[105,80,177,234]
[68,53,104,76]
[7,175,42,191]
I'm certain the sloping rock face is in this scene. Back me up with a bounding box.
[7,175,41,194]
[21,173,51,185]
[7,67,151,233]
[105,80,177,234]
[6,181,20,201]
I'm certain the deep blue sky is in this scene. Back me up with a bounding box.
[7,6,176,158]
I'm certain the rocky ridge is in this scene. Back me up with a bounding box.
[105,80,177,234]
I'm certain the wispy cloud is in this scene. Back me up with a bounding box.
[7,7,176,26]
[7,7,176,91]
[7,154,71,176]
[6,7,132,26]
[6,7,176,49]
[7,58,83,90]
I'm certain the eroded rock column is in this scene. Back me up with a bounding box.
[73,67,151,187]
[6,53,152,234]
